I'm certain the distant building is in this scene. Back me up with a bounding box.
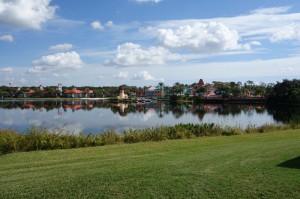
[198,79,205,87]
[24,89,36,97]
[190,79,217,98]
[145,86,162,98]
[118,86,128,99]
[63,88,94,98]
[58,83,62,92]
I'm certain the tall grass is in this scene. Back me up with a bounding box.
[0,123,299,154]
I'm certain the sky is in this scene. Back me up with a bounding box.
[0,0,300,87]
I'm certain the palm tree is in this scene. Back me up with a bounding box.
[158,82,165,98]
[172,82,184,95]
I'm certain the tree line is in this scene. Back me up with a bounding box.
[0,79,299,103]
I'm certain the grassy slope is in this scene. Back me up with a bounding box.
[0,130,299,199]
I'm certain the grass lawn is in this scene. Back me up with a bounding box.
[0,130,299,199]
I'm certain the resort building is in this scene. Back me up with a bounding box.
[145,86,164,98]
[118,86,129,99]
[63,88,94,98]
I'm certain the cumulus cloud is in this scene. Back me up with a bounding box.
[0,0,57,29]
[105,42,182,67]
[148,6,300,48]
[156,22,251,53]
[91,20,104,30]
[49,43,73,51]
[114,71,129,79]
[130,0,162,3]
[28,51,84,74]
[133,71,156,81]
[270,23,300,42]
[27,66,47,74]
[0,34,13,42]
[0,67,13,73]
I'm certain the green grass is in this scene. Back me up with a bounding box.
[0,130,299,199]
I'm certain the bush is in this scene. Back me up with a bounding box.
[221,126,243,136]
[0,129,23,154]
[0,122,299,154]
[123,129,142,143]
[100,130,121,145]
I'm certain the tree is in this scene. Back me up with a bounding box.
[231,87,242,98]
[158,82,165,97]
[172,82,184,95]
[196,86,206,96]
[0,90,9,98]
[268,79,300,103]
[215,84,230,98]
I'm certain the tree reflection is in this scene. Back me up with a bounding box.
[0,100,298,124]
[266,104,300,123]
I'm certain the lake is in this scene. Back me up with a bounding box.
[0,100,297,134]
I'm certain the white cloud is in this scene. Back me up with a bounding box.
[0,34,13,42]
[157,22,252,53]
[250,6,291,15]
[106,20,114,27]
[27,66,47,74]
[271,23,300,42]
[49,43,73,51]
[0,67,13,73]
[91,20,104,30]
[131,0,162,3]
[53,73,69,78]
[147,6,300,46]
[114,71,129,79]
[17,76,27,84]
[133,70,156,81]
[105,42,182,66]
[36,77,47,83]
[28,51,84,74]
[0,0,57,29]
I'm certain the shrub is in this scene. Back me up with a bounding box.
[221,126,243,136]
[123,129,142,143]
[0,129,22,154]
[100,130,121,145]
[0,122,299,155]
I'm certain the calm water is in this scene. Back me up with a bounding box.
[0,100,296,134]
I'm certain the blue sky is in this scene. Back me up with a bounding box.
[0,0,300,87]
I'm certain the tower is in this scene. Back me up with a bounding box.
[58,83,62,92]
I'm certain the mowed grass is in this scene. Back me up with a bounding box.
[0,130,299,199]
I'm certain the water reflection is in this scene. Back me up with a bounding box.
[0,100,298,134]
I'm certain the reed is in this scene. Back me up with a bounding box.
[0,123,299,154]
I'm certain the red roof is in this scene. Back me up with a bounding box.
[63,88,93,94]
[64,88,83,94]
[25,89,36,94]
[198,79,205,87]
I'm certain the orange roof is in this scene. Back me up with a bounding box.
[63,88,93,94]
[64,88,83,94]
[26,89,36,94]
